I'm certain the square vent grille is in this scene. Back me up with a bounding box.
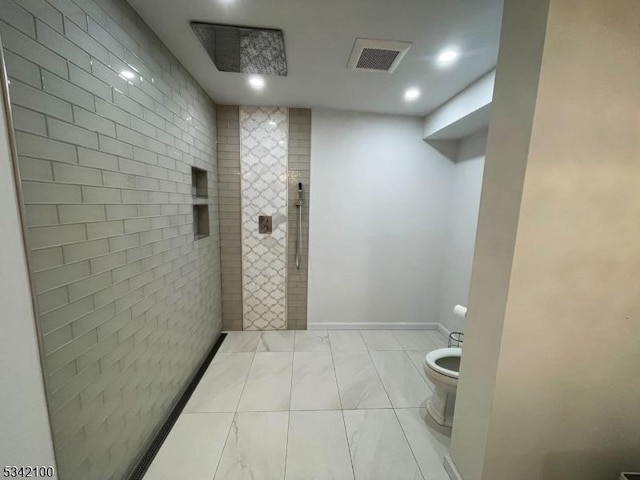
[348,38,412,73]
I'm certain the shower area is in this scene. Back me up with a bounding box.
[0,0,309,475]
[216,105,311,332]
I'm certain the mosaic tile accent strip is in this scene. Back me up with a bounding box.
[240,106,289,330]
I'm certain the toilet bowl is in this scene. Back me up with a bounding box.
[424,347,462,427]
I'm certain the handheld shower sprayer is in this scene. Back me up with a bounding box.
[295,183,303,269]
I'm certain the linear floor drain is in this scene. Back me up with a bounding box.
[127,332,227,480]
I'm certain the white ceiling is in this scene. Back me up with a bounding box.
[127,0,504,116]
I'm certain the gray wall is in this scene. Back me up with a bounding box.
[439,130,486,334]
[0,0,222,478]
[307,109,452,328]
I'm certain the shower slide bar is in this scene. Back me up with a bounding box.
[295,182,303,270]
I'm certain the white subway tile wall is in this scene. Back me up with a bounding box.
[0,0,222,478]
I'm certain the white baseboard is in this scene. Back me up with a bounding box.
[307,322,444,331]
[444,454,464,480]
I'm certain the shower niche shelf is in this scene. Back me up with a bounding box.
[191,166,208,199]
[193,205,210,240]
[191,167,210,240]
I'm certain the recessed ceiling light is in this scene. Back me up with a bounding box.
[248,75,265,90]
[120,70,136,80]
[404,87,421,102]
[436,47,460,67]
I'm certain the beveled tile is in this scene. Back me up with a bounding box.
[329,330,366,351]
[392,330,437,351]
[369,351,431,408]
[290,352,340,410]
[184,353,254,413]
[214,411,288,480]
[343,409,423,480]
[285,410,354,480]
[361,330,403,351]
[257,330,294,352]
[333,351,391,409]
[395,408,451,480]
[219,331,262,353]
[294,330,330,351]
[143,413,233,480]
[237,353,293,412]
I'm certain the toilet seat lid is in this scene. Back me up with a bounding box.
[426,347,462,379]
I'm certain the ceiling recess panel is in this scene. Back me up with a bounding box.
[190,22,287,76]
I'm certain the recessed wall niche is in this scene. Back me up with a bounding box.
[192,166,209,198]
[192,167,210,239]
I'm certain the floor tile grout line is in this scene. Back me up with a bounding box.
[331,330,359,479]
[282,410,291,480]
[206,413,234,480]
[234,337,261,412]
[210,411,236,480]
[398,349,432,389]
[328,348,344,411]
[328,330,367,351]
[283,344,297,480]
[365,348,394,409]
[211,333,260,480]
[392,329,434,352]
[393,407,428,480]
[340,409,357,480]
[406,351,436,393]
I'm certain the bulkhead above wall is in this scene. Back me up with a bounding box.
[422,70,495,160]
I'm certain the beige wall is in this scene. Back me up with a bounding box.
[449,0,550,476]
[451,0,640,479]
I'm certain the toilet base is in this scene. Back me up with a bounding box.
[426,386,457,427]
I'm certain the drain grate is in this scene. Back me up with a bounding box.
[127,332,227,480]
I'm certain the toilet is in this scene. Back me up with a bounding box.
[424,347,462,427]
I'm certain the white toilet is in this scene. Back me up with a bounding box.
[424,347,462,427]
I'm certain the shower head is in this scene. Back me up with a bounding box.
[298,182,302,191]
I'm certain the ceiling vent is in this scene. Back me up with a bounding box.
[347,38,412,73]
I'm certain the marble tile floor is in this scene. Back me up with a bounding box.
[143,329,451,480]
